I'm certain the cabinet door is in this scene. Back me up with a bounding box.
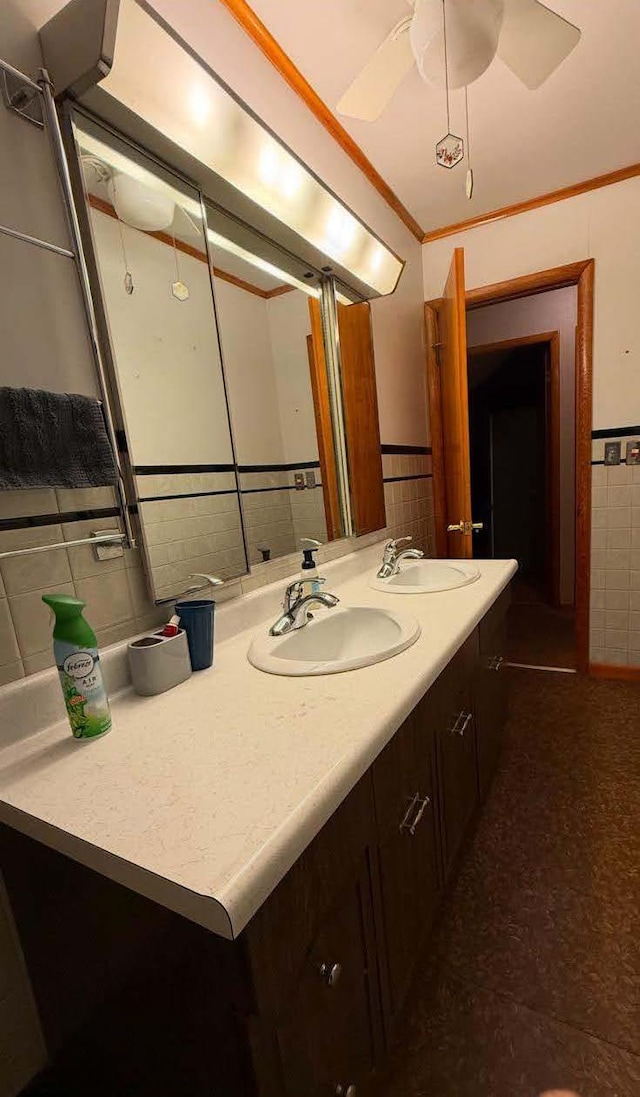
[275,862,378,1097]
[475,609,508,800]
[435,644,479,880]
[372,712,440,1025]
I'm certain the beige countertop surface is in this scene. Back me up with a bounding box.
[0,545,517,940]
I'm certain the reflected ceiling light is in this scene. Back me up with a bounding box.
[41,0,404,297]
[207,229,320,299]
[107,173,175,231]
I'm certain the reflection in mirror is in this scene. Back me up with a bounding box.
[206,205,345,565]
[72,115,248,601]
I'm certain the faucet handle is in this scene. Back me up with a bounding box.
[383,536,411,560]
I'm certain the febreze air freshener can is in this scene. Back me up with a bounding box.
[42,593,112,740]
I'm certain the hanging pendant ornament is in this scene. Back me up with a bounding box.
[464,86,474,199]
[171,230,189,301]
[436,0,464,170]
[116,215,134,295]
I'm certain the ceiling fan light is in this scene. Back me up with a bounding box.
[107,173,176,232]
[411,0,504,88]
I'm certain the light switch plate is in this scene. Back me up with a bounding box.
[294,473,305,490]
[604,442,621,465]
[625,440,640,465]
[304,470,316,488]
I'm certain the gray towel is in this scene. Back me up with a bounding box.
[0,387,119,490]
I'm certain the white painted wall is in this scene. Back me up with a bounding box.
[422,176,640,430]
[91,210,234,466]
[467,288,577,604]
[266,291,318,465]
[213,279,285,466]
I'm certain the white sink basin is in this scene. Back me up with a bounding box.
[248,605,421,676]
[371,559,480,594]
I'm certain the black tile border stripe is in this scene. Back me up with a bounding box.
[138,490,239,504]
[592,426,640,439]
[241,484,323,495]
[381,444,432,455]
[0,506,120,533]
[134,461,321,475]
[383,474,433,484]
[135,463,236,475]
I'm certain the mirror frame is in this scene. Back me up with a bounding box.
[64,106,366,603]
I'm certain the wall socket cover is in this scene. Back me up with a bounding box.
[604,441,621,465]
[626,440,640,465]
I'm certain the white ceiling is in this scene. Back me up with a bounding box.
[248,0,640,233]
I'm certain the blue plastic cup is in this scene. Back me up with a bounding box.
[175,599,215,671]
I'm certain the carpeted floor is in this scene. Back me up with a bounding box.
[373,668,640,1097]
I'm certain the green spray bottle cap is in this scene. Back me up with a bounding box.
[42,593,97,648]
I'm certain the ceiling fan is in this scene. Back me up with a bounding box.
[337,0,582,122]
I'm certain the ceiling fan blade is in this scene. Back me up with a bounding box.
[498,0,581,89]
[337,18,414,122]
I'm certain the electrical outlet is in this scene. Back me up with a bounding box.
[293,473,305,490]
[305,470,316,488]
[604,442,621,466]
[625,440,640,465]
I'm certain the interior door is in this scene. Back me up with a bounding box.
[425,249,474,558]
[337,302,386,536]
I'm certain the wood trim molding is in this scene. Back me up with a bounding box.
[466,261,592,311]
[467,330,560,357]
[87,193,293,299]
[217,0,424,243]
[422,163,640,244]
[589,663,640,681]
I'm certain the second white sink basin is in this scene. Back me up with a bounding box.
[248,605,420,676]
[371,559,480,594]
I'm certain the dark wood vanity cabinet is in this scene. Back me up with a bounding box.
[2,590,510,1097]
[372,701,441,1025]
[474,587,510,801]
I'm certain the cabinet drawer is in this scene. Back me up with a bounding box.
[245,776,375,1021]
[274,867,378,1097]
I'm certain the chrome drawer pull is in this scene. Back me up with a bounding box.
[317,961,342,988]
[399,792,430,835]
[399,792,420,832]
[408,795,430,836]
[450,711,472,737]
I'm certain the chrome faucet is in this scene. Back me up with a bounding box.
[269,578,339,636]
[376,537,424,580]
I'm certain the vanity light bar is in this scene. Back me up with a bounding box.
[40,0,404,298]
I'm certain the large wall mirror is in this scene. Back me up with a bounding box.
[205,203,342,566]
[70,112,362,602]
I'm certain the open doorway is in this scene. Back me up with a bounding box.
[424,255,593,673]
[467,323,576,669]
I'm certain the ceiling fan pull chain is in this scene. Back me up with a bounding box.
[435,0,465,171]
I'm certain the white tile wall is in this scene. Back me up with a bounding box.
[590,442,640,666]
[0,456,436,686]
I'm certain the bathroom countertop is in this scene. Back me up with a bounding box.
[0,546,517,940]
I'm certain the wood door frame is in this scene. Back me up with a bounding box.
[425,258,594,673]
[466,330,562,607]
